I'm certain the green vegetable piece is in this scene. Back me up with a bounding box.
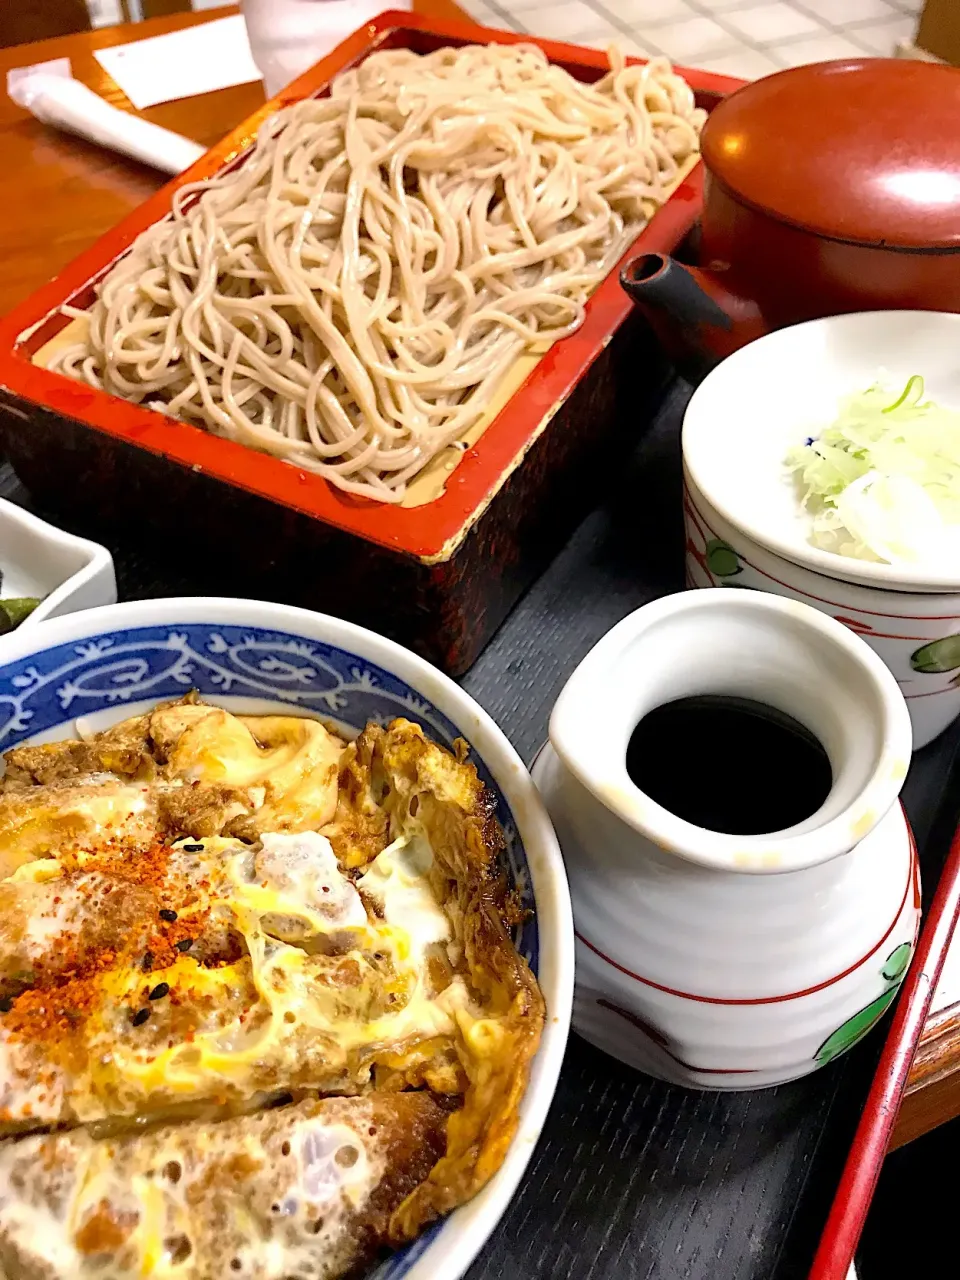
[911,634,960,674]
[784,372,960,561]
[882,374,924,414]
[814,987,899,1066]
[705,539,741,578]
[881,941,912,984]
[0,599,41,634]
[5,598,40,625]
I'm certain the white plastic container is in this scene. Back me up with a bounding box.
[241,0,413,98]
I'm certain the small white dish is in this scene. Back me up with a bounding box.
[683,310,960,594]
[0,497,116,627]
[682,311,960,747]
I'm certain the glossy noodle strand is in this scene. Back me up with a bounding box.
[48,43,705,502]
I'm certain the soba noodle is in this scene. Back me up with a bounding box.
[49,43,706,502]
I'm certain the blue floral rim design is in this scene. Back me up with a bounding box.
[0,620,539,1280]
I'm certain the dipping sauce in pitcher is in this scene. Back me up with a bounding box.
[626,694,833,836]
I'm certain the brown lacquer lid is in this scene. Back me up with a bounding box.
[701,58,960,250]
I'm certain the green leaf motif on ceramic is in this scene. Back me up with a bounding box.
[705,539,742,578]
[814,941,913,1067]
[911,634,960,674]
[814,987,899,1067]
[881,941,912,984]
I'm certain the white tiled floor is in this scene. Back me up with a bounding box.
[85,0,922,78]
[82,0,925,80]
[463,0,923,79]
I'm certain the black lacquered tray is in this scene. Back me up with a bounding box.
[4,380,960,1280]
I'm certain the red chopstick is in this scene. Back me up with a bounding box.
[808,817,960,1278]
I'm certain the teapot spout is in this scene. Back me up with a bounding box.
[620,253,767,383]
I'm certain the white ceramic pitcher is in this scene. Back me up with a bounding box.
[532,590,919,1090]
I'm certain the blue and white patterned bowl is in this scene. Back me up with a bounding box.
[0,597,573,1280]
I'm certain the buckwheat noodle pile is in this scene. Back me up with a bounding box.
[50,43,705,502]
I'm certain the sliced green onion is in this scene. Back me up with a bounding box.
[882,374,924,414]
[785,373,960,563]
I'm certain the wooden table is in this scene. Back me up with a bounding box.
[891,931,960,1146]
[0,0,465,316]
[0,1,956,1154]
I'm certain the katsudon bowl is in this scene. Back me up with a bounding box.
[0,596,573,1280]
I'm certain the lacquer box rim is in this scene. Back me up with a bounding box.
[0,9,739,563]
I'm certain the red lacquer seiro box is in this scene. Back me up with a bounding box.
[0,11,739,674]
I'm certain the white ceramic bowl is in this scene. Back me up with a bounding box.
[0,496,116,628]
[683,311,960,749]
[0,597,573,1280]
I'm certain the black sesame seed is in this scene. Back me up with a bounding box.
[159,909,178,923]
[132,1007,151,1027]
[0,997,12,1014]
[182,843,204,852]
[141,951,154,972]
[175,938,193,953]
[149,983,170,1001]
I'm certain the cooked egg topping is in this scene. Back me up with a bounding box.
[0,781,157,878]
[0,1098,402,1280]
[0,706,546,1280]
[0,1089,455,1280]
[357,834,451,966]
[0,814,468,1128]
[159,707,343,831]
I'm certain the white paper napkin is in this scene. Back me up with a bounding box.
[7,58,205,174]
[93,14,262,111]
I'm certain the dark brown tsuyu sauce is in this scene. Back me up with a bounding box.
[626,694,832,836]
